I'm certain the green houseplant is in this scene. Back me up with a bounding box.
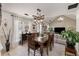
[61,30,79,48]
[48,27,53,32]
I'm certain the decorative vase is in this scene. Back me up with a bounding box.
[5,40,10,52]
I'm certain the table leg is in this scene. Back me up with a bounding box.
[46,46,49,55]
[40,44,43,56]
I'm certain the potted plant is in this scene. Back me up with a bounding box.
[61,30,79,48]
[48,27,54,35]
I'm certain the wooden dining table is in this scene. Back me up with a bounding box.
[34,36,48,56]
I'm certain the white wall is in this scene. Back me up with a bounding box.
[76,9,79,55]
[76,10,79,32]
[0,10,12,51]
[0,10,31,52]
[12,17,31,48]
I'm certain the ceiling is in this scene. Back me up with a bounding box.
[2,3,77,21]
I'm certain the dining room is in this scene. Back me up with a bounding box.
[0,3,79,56]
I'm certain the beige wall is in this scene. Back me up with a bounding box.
[50,15,76,31]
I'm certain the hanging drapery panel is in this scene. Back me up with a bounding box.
[0,3,2,25]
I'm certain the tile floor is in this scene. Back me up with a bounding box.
[3,42,65,56]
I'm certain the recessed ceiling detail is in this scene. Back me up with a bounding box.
[2,3,76,20]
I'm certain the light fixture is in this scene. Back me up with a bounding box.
[24,13,29,16]
[57,16,64,21]
[32,9,45,22]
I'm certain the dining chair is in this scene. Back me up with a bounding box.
[43,41,49,55]
[48,33,54,51]
[43,34,49,55]
[27,33,40,56]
